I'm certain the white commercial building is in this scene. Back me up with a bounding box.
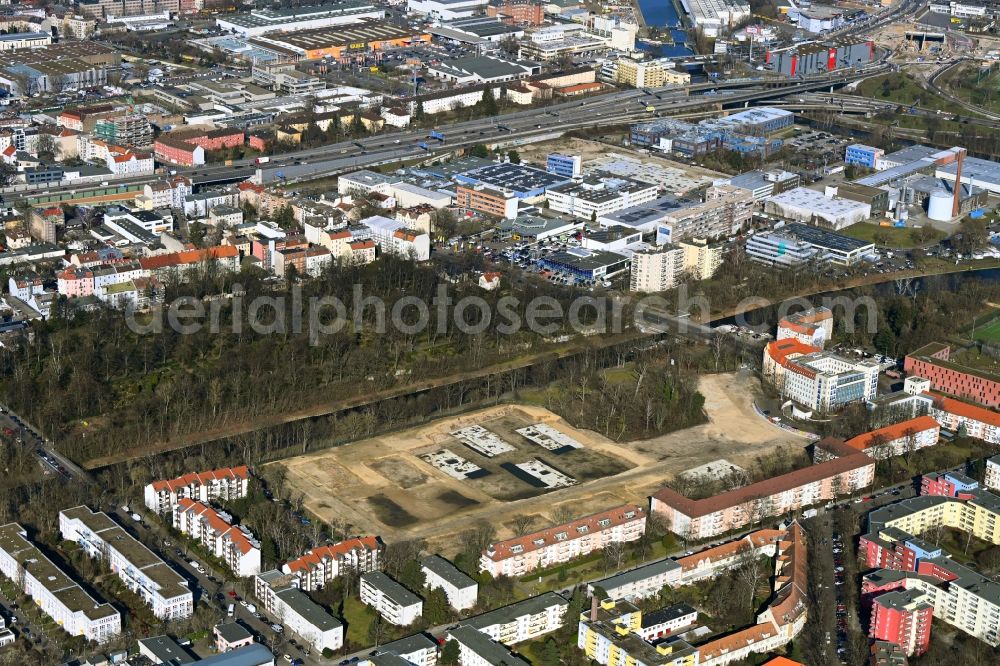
[764,187,871,230]
[254,570,344,653]
[173,499,262,577]
[360,572,424,626]
[360,215,431,261]
[0,523,121,643]
[546,176,658,221]
[408,0,488,19]
[216,1,384,36]
[59,507,193,621]
[678,0,750,36]
[421,555,478,611]
[781,351,880,412]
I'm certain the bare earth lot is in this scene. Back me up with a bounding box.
[272,372,806,555]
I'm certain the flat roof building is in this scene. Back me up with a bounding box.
[454,162,570,198]
[764,187,871,230]
[216,0,384,36]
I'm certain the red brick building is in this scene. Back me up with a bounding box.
[486,0,544,25]
[904,342,1000,408]
[154,135,205,167]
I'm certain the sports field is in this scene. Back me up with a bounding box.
[972,316,1000,344]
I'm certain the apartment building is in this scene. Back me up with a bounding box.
[861,491,1000,647]
[464,592,568,644]
[480,505,647,578]
[448,624,530,666]
[360,572,423,626]
[928,392,1000,444]
[776,307,833,348]
[869,589,933,656]
[60,507,192,620]
[651,453,874,539]
[986,456,1000,492]
[841,416,941,460]
[422,555,478,611]
[253,570,344,653]
[680,238,723,280]
[904,343,1000,408]
[629,244,684,293]
[369,633,440,666]
[655,186,754,244]
[281,537,380,591]
[0,523,121,643]
[359,215,430,261]
[588,559,683,601]
[173,499,261,577]
[143,465,250,513]
[578,598,698,666]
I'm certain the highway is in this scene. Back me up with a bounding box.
[178,65,890,187]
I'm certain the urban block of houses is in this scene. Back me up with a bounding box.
[480,504,647,577]
[0,522,121,643]
[281,536,382,591]
[860,482,1000,651]
[59,506,193,621]
[360,571,424,626]
[144,465,250,513]
[173,499,262,577]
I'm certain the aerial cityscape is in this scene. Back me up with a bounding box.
[0,0,998,663]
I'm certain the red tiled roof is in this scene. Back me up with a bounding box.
[484,504,645,562]
[844,415,939,452]
[929,392,1000,428]
[140,246,238,271]
[284,537,380,574]
[652,453,872,519]
[150,465,249,493]
[765,339,821,369]
[675,529,785,571]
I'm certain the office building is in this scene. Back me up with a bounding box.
[777,307,833,348]
[0,523,121,643]
[60,507,193,620]
[481,505,646,577]
[904,343,1000,408]
[360,572,424,626]
[748,222,874,266]
[845,144,883,169]
[764,187,871,230]
[216,0,384,36]
[546,174,658,220]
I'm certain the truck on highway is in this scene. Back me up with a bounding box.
[429,130,445,142]
[418,142,429,151]
[255,156,270,165]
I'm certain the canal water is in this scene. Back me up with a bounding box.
[635,0,693,56]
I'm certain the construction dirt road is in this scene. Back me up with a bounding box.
[272,371,809,555]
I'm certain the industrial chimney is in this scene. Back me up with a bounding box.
[953,148,966,218]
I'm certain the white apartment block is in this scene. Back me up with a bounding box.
[987,456,1000,492]
[282,537,381,591]
[928,394,1000,445]
[480,505,647,578]
[464,592,568,644]
[842,415,941,460]
[59,507,192,621]
[143,465,250,513]
[369,633,440,666]
[254,570,344,653]
[421,555,478,611]
[546,177,658,221]
[588,558,683,601]
[360,215,430,261]
[448,624,529,666]
[173,499,261,577]
[0,523,121,643]
[629,245,684,293]
[360,572,423,626]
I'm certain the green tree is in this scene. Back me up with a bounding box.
[398,559,425,591]
[507,150,521,164]
[423,586,451,625]
[273,205,294,229]
[469,144,490,158]
[539,638,561,666]
[440,639,460,665]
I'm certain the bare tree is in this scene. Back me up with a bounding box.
[734,542,766,609]
[512,514,536,536]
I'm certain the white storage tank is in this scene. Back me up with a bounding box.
[927,189,953,221]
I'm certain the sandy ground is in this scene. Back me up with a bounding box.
[272,371,807,555]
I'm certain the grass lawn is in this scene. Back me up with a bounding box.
[343,595,377,647]
[971,315,1000,344]
[840,222,945,249]
[854,73,964,114]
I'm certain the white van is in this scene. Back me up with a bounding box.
[227,604,235,618]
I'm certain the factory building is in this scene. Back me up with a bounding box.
[765,39,875,76]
